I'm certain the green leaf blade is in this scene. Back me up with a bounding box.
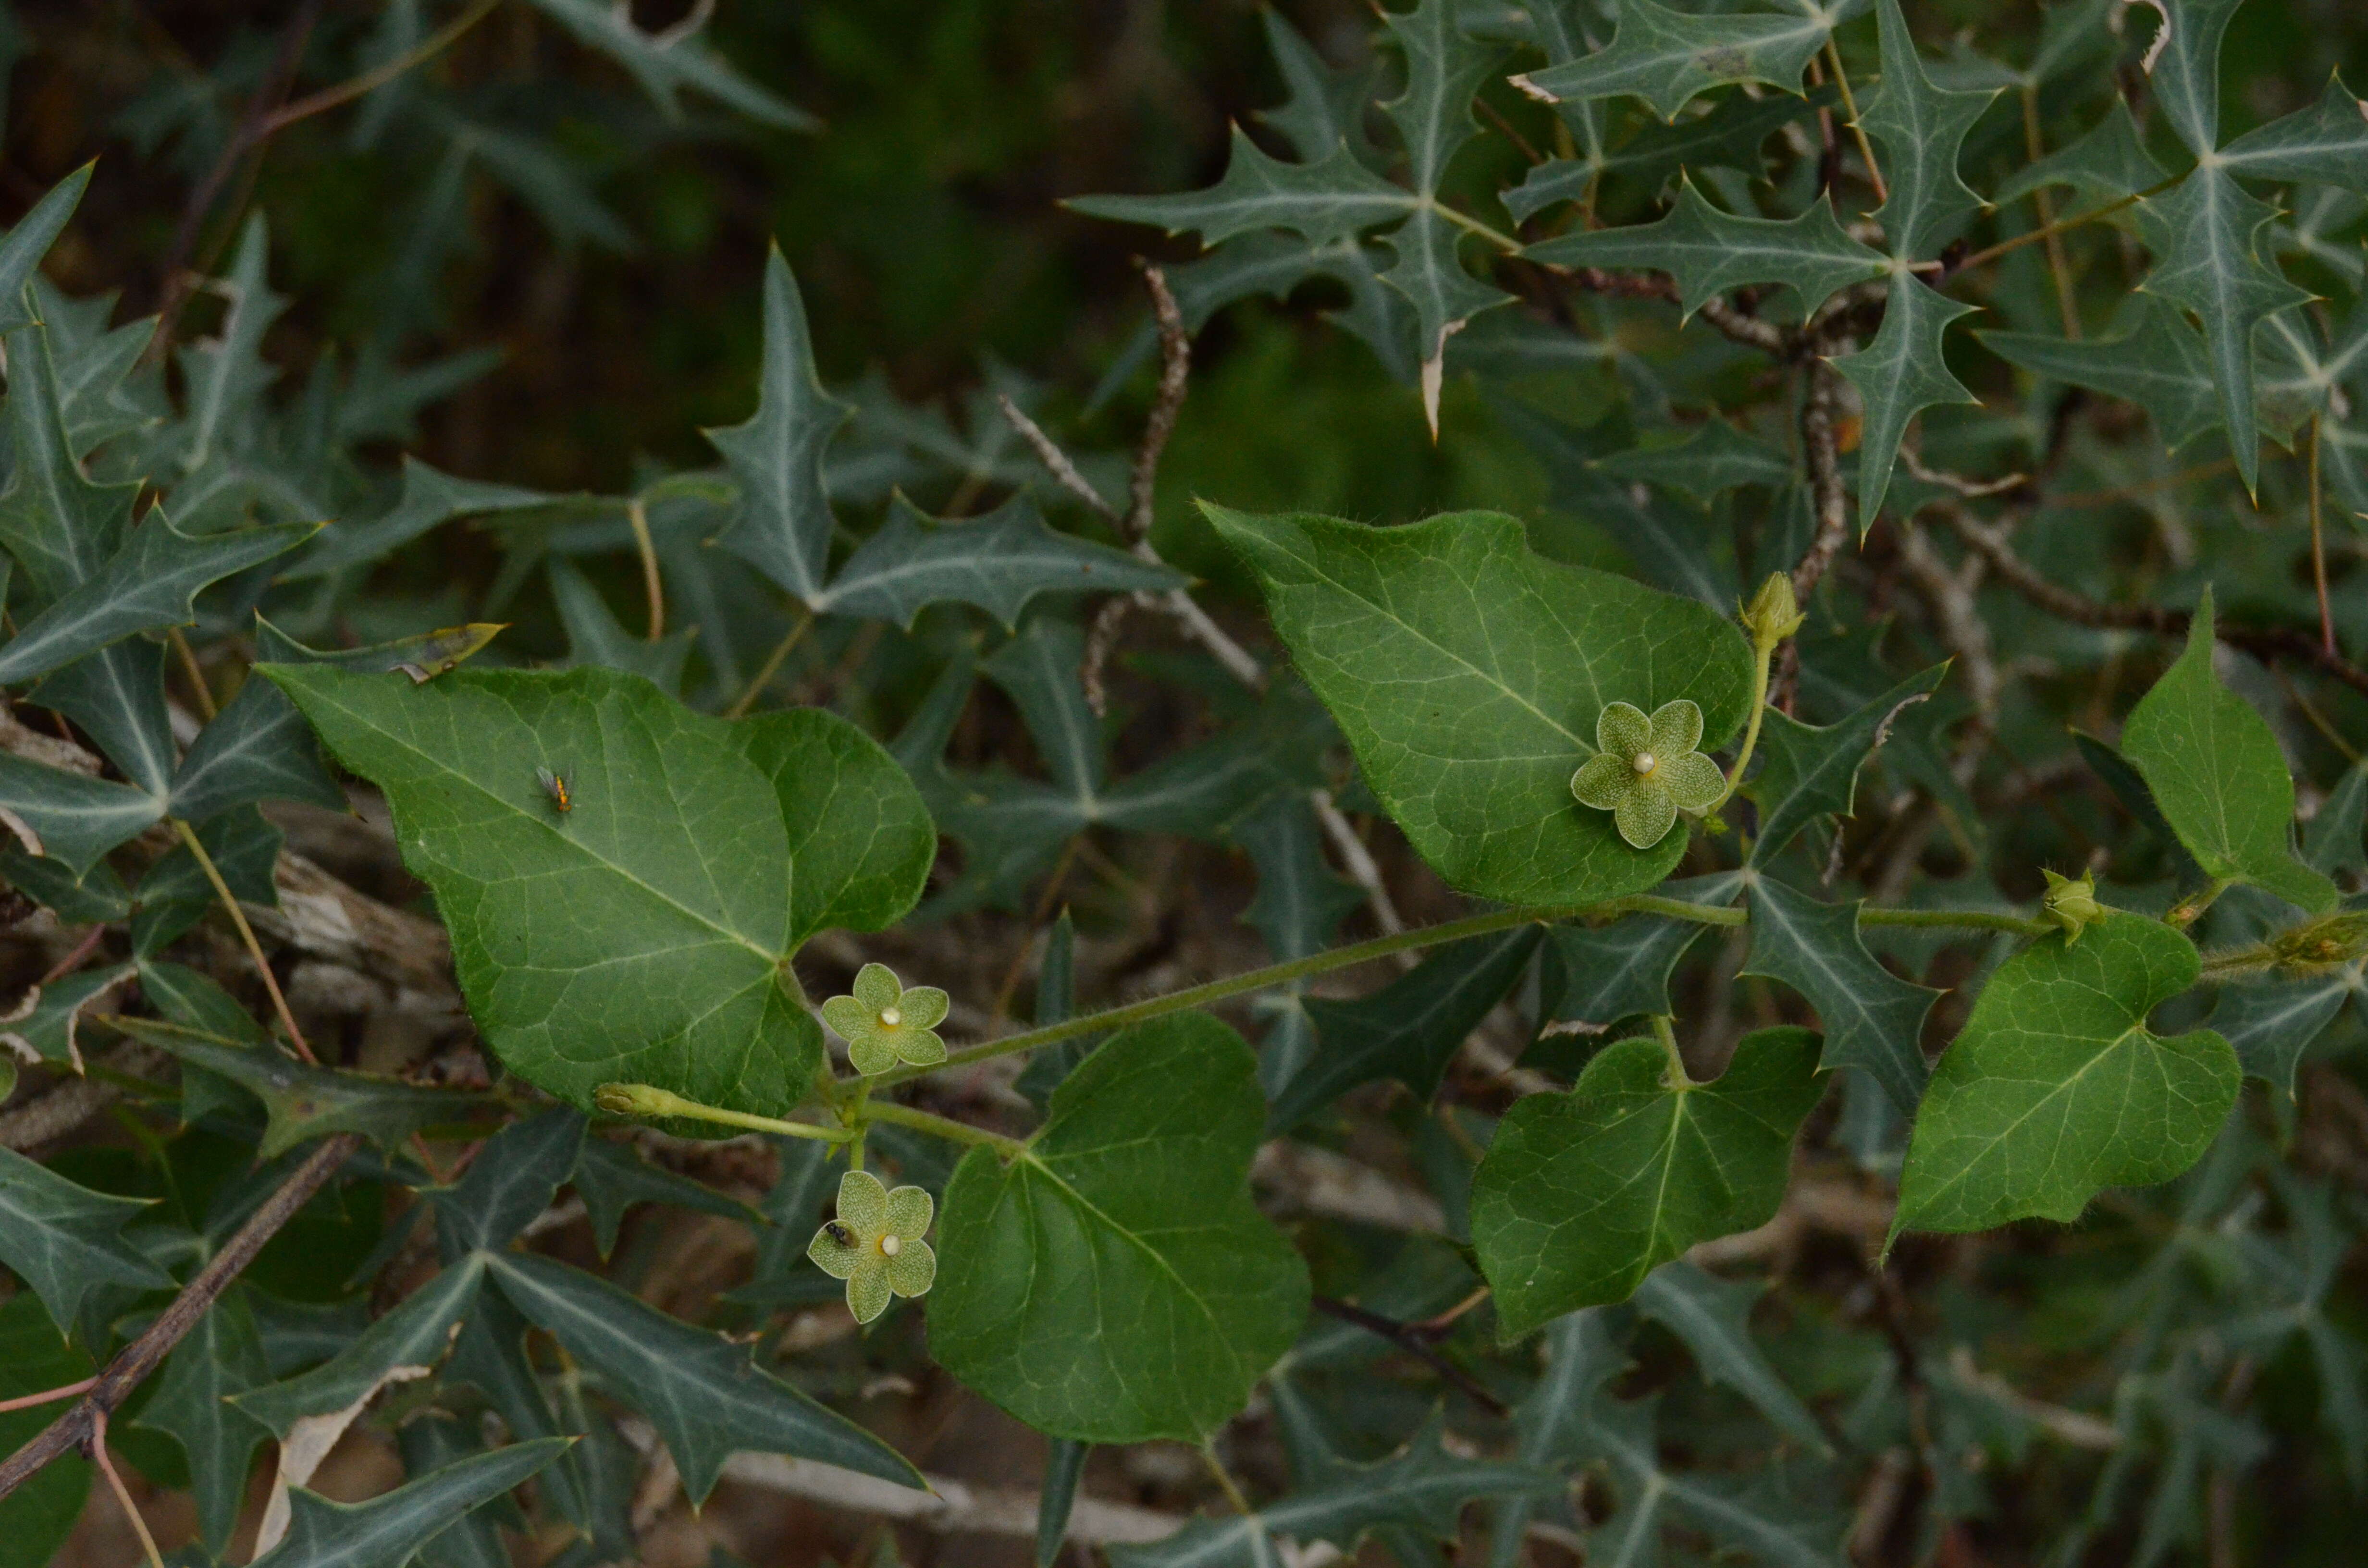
[1205,505,1754,908]
[930,1012,1311,1442]
[1525,180,1887,319]
[1894,911,2238,1237]
[262,664,825,1117]
[2121,591,2338,912]
[1473,1026,1825,1336]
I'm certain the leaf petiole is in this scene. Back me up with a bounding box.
[592,1081,854,1143]
[858,1098,1029,1159]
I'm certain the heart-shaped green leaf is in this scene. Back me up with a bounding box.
[2121,590,2337,913]
[263,665,934,1117]
[930,1011,1311,1442]
[1472,1026,1824,1336]
[1206,505,1753,908]
[1894,911,2238,1238]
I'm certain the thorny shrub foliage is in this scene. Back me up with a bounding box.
[2,1,2368,1565]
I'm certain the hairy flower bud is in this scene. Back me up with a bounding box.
[2040,869,2105,944]
[593,1082,676,1117]
[1739,573,1806,651]
[2267,911,2368,976]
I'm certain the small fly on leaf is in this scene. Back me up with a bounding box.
[822,1220,857,1248]
[535,766,573,813]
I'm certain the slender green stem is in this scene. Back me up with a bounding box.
[1860,907,2053,937]
[1617,894,1749,926]
[172,817,315,1064]
[1710,649,1775,813]
[724,610,814,720]
[1650,1013,1692,1088]
[868,905,1587,1087]
[2165,878,2234,931]
[1949,171,2184,273]
[1823,39,1887,206]
[860,1098,1028,1159]
[1425,196,1522,255]
[595,1082,853,1142]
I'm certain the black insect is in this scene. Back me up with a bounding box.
[536,766,573,813]
[822,1219,857,1248]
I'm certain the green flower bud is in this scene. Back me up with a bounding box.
[1739,573,1806,651]
[593,1082,677,1117]
[2267,911,2368,976]
[2040,869,2105,944]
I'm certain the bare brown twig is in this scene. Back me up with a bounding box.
[0,1131,364,1504]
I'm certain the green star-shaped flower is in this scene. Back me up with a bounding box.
[808,1168,937,1323]
[1570,698,1724,849]
[822,963,949,1075]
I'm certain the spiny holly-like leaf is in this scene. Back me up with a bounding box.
[430,1106,586,1254]
[1979,296,2223,451]
[2209,967,2362,1094]
[1486,1310,1628,1568]
[931,1012,1311,1443]
[1254,7,1383,164]
[0,165,90,336]
[247,1437,572,1568]
[1860,0,1998,259]
[1526,178,1886,320]
[112,1018,496,1159]
[0,755,163,876]
[265,666,928,1116]
[2122,591,2338,912]
[2305,759,2368,877]
[1206,505,1754,907]
[1068,126,1415,246]
[236,1259,489,1438]
[0,319,136,601]
[1510,0,1841,122]
[1165,231,1419,382]
[1473,1025,1824,1334]
[520,0,815,130]
[1576,1386,1847,1568]
[2219,72,2368,190]
[1377,0,1511,394]
[285,458,567,581]
[1591,417,1796,503]
[1269,924,1542,1130]
[1993,98,2168,210]
[0,847,129,924]
[2145,0,2245,157]
[129,807,282,959]
[572,1134,759,1259]
[704,247,851,605]
[253,614,507,678]
[484,1249,922,1498]
[1743,877,1939,1113]
[0,509,317,686]
[0,1293,95,1568]
[1832,272,1981,525]
[1512,86,1840,220]
[1894,911,2238,1237]
[548,557,693,696]
[167,671,349,826]
[1750,663,1947,863]
[1538,872,1743,1035]
[0,964,134,1066]
[814,493,1181,628]
[1107,1415,1555,1568]
[1232,795,1363,1095]
[134,1288,274,1552]
[2137,167,2314,492]
[0,1144,173,1334]
[168,214,286,480]
[1634,1261,1830,1453]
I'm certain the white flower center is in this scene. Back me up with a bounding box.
[879,1234,902,1256]
[880,1007,901,1027]
[1632,751,1656,774]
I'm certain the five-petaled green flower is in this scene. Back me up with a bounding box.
[1571,698,1724,849]
[808,1168,937,1323]
[823,963,949,1075]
